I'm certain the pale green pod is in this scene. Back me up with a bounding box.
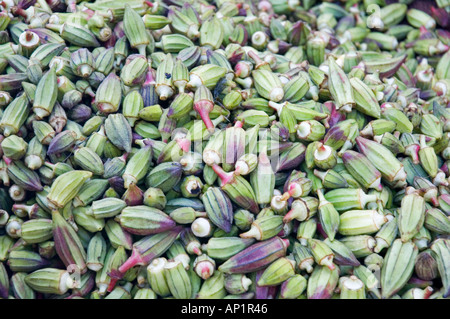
[164,260,192,299]
[398,194,426,242]
[47,170,93,209]
[381,239,418,299]
[338,210,388,236]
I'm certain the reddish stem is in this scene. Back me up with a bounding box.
[211,164,234,186]
[409,145,420,164]
[192,246,202,256]
[287,184,298,197]
[120,153,129,162]
[247,50,262,66]
[107,278,119,292]
[423,287,433,299]
[83,8,95,17]
[194,101,214,131]
[419,25,428,34]
[144,68,156,86]
[176,138,191,153]
[430,196,439,207]
[11,7,28,18]
[283,209,295,223]
[118,250,144,274]
[2,156,12,165]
